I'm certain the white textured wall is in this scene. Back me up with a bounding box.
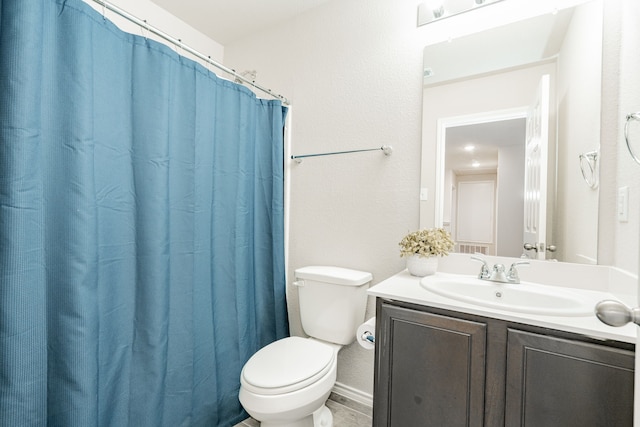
[555,0,602,264]
[613,0,640,274]
[83,0,224,65]
[224,0,428,398]
[599,0,640,274]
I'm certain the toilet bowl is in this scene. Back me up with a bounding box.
[238,266,372,427]
[239,337,339,427]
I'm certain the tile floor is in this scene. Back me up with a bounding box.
[233,392,372,427]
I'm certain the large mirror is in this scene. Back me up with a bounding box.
[420,0,603,264]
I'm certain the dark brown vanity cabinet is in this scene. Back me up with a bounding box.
[373,299,635,427]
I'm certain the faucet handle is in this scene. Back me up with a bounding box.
[470,254,487,264]
[507,260,530,283]
[510,260,530,269]
[470,255,490,279]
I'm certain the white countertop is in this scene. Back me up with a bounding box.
[368,270,637,344]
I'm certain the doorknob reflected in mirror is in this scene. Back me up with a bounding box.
[595,300,640,327]
[523,242,557,253]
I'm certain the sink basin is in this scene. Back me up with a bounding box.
[419,274,594,317]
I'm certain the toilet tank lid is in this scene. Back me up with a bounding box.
[294,266,372,286]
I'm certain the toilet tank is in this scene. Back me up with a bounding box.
[294,266,372,345]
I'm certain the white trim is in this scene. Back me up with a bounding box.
[332,382,374,408]
[284,109,293,285]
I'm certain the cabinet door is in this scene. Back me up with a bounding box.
[505,329,635,427]
[374,302,487,427]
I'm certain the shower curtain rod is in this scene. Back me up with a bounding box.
[90,0,289,105]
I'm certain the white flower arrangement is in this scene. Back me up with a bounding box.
[399,228,455,258]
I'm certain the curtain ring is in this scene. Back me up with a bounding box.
[624,112,640,165]
[141,19,148,39]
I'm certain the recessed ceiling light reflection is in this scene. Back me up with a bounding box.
[464,145,475,152]
[472,160,480,168]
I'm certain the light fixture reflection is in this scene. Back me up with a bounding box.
[425,0,445,18]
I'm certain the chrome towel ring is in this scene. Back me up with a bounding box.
[624,112,640,165]
[579,150,599,189]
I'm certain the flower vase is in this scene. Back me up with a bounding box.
[406,255,438,277]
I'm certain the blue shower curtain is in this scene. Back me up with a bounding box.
[0,0,289,425]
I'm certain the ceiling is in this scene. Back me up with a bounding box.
[445,118,526,174]
[150,0,332,45]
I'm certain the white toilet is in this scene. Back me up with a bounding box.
[239,266,372,427]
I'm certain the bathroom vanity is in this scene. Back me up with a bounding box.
[369,267,636,427]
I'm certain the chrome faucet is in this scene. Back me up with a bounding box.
[471,256,529,284]
[506,261,530,284]
[470,255,490,280]
[490,263,509,282]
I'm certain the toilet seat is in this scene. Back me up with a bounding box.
[241,336,336,395]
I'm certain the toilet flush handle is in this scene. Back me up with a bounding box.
[293,280,305,287]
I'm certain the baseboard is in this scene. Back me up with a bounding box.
[332,382,374,408]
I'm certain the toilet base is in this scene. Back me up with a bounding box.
[313,405,333,427]
[259,404,332,427]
